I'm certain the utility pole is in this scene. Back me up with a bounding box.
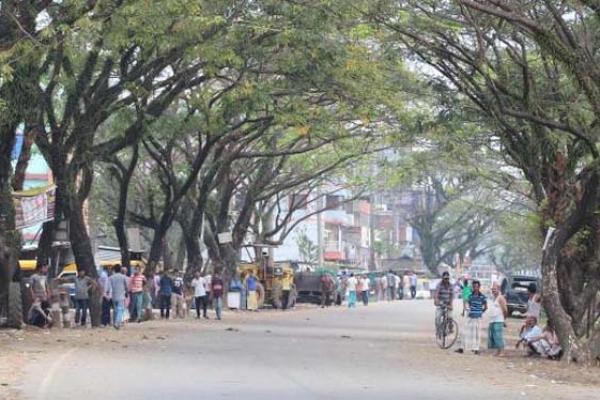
[317,186,324,268]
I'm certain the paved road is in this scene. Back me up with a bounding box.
[21,301,598,400]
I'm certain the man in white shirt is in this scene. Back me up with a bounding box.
[359,275,370,306]
[204,273,212,309]
[191,272,208,319]
[346,273,358,308]
[516,315,544,356]
[394,274,402,300]
[380,275,388,302]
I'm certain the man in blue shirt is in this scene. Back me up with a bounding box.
[246,272,259,311]
[456,280,487,355]
[159,271,173,319]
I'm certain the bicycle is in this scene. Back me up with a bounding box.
[436,305,459,349]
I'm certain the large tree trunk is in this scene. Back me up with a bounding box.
[541,242,589,363]
[68,198,101,327]
[112,144,139,269]
[11,124,37,191]
[0,124,22,327]
[178,206,203,275]
[147,224,169,273]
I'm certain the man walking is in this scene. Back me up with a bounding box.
[204,272,212,308]
[359,275,370,306]
[159,270,173,319]
[130,267,146,323]
[74,270,93,327]
[99,267,113,327]
[30,264,50,302]
[109,265,129,329]
[409,271,418,299]
[488,282,508,357]
[211,273,224,320]
[171,270,185,318]
[320,273,334,308]
[246,272,259,311]
[386,270,396,301]
[456,280,487,355]
[346,273,358,308]
[191,271,208,319]
[281,271,292,310]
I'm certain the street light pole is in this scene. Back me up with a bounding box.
[317,186,324,268]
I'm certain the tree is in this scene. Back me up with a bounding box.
[296,228,318,263]
[372,0,600,362]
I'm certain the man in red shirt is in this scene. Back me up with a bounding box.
[131,267,146,323]
[211,273,224,320]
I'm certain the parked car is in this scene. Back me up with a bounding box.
[499,275,541,317]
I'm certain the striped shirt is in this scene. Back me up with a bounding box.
[467,292,487,319]
[436,281,454,306]
[131,274,146,293]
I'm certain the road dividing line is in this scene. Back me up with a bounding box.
[38,348,76,399]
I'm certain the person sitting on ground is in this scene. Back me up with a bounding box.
[524,320,564,360]
[516,314,544,356]
[28,297,53,328]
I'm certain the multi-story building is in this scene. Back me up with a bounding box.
[267,186,422,271]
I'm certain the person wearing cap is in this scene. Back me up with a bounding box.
[434,271,454,333]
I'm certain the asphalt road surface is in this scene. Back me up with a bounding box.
[20,300,598,400]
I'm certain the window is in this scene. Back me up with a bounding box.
[289,194,308,210]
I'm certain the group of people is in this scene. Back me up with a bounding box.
[376,270,419,301]
[26,263,227,330]
[317,269,420,309]
[434,272,562,359]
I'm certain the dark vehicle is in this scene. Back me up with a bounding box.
[500,275,541,317]
[294,271,324,304]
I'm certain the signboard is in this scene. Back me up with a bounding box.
[13,185,56,230]
[218,232,233,244]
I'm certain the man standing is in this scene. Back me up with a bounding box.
[211,272,224,320]
[281,271,292,310]
[130,267,146,323]
[191,271,207,319]
[434,271,454,333]
[409,271,418,299]
[159,270,173,319]
[386,270,396,301]
[109,265,129,330]
[30,264,50,302]
[320,273,334,308]
[346,273,358,308]
[246,272,259,311]
[488,282,508,356]
[456,280,487,355]
[74,269,93,327]
[204,272,212,309]
[99,267,113,327]
[461,278,471,313]
[171,270,185,318]
[526,283,542,319]
[359,275,370,306]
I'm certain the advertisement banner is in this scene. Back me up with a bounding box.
[13,185,56,230]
